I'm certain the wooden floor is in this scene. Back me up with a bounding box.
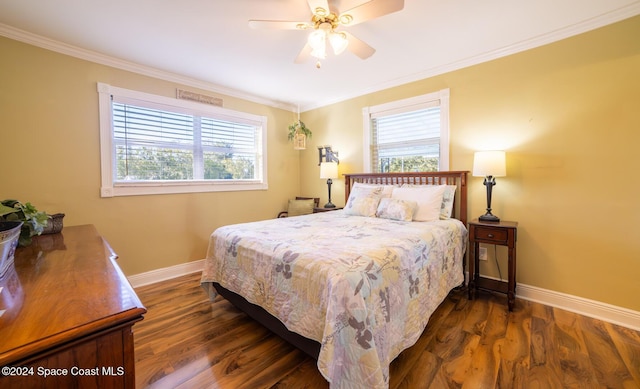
[133,272,640,388]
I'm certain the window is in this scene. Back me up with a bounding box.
[362,89,449,172]
[98,83,267,197]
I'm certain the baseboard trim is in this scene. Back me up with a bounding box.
[130,264,640,332]
[516,283,640,331]
[128,259,205,288]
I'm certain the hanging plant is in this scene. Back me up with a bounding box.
[287,120,312,150]
[287,120,312,141]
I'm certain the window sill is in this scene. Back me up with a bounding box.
[101,180,268,197]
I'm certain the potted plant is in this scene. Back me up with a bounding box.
[287,120,312,150]
[0,200,49,247]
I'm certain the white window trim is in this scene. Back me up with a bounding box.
[97,83,268,197]
[362,88,450,172]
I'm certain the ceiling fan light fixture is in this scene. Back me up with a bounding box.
[308,29,327,59]
[329,31,348,55]
[311,47,326,60]
[308,29,326,50]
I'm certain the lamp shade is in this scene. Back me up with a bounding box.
[473,151,506,177]
[320,161,339,179]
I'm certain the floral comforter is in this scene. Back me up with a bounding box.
[201,211,467,388]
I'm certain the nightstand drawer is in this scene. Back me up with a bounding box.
[474,226,508,243]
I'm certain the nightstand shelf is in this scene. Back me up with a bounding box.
[468,219,518,311]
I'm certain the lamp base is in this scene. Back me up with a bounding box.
[324,202,336,208]
[479,213,500,222]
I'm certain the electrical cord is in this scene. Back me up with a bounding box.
[494,244,503,281]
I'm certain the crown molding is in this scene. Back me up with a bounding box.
[0,23,297,112]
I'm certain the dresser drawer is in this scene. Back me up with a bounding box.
[473,226,508,243]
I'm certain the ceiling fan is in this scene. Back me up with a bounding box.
[249,0,404,68]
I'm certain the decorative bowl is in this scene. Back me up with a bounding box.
[0,221,22,279]
[42,213,65,235]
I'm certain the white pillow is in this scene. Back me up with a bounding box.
[350,182,396,198]
[344,184,384,217]
[440,185,457,219]
[376,198,417,221]
[401,184,457,220]
[392,185,447,222]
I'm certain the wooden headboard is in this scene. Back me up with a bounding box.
[344,171,469,226]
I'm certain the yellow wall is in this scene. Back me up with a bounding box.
[300,16,640,311]
[0,36,302,275]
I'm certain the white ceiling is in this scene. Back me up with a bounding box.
[1,0,639,112]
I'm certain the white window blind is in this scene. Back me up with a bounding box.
[112,101,259,181]
[371,106,441,172]
[98,83,267,197]
[363,89,449,173]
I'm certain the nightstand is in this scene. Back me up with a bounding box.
[313,207,343,213]
[468,219,518,311]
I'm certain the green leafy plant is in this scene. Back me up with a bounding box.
[287,120,312,142]
[0,200,48,247]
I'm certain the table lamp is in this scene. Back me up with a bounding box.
[320,161,339,208]
[472,150,506,222]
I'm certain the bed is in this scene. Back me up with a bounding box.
[201,171,468,388]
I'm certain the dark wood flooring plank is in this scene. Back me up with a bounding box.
[528,305,565,387]
[552,308,600,388]
[459,296,509,387]
[436,331,480,387]
[605,321,640,384]
[391,351,440,389]
[580,315,636,388]
[271,360,328,389]
[388,292,457,386]
[496,299,532,388]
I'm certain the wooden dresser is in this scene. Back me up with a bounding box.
[0,225,146,388]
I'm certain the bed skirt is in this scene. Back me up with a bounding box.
[212,282,321,359]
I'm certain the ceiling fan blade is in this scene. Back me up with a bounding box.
[307,0,330,16]
[344,31,376,59]
[249,20,311,30]
[294,43,312,64]
[339,0,404,26]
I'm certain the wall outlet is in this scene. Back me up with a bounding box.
[479,247,488,261]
